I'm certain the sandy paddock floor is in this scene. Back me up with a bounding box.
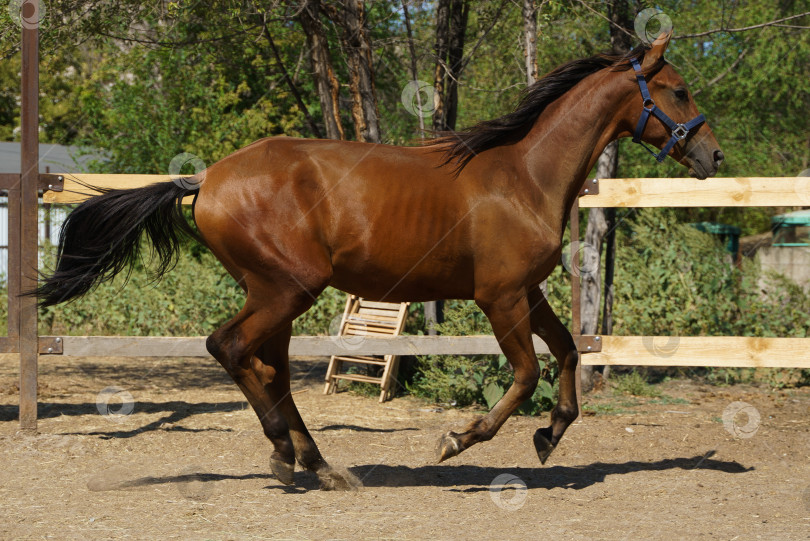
[0,355,808,540]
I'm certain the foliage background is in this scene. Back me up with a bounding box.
[0,1,808,405]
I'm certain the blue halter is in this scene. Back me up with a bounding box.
[630,57,706,163]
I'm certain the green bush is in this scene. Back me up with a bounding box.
[33,241,346,338]
[291,287,345,337]
[612,208,810,386]
[612,208,810,338]
[407,302,557,414]
[612,371,661,397]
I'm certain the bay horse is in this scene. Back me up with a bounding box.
[36,33,722,490]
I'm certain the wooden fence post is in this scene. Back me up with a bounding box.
[19,0,40,431]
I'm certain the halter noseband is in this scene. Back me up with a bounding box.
[630,57,706,163]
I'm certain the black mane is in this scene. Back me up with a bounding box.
[431,44,660,172]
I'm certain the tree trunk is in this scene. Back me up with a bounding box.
[401,0,425,133]
[444,0,469,131]
[598,141,620,345]
[608,0,636,53]
[261,18,323,139]
[424,300,444,335]
[579,0,633,391]
[298,0,345,140]
[602,0,634,383]
[581,156,611,333]
[522,0,546,296]
[601,204,617,381]
[432,0,469,132]
[425,0,462,333]
[431,0,451,133]
[522,0,538,86]
[579,144,615,391]
[340,0,381,143]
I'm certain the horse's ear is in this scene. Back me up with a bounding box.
[641,30,672,70]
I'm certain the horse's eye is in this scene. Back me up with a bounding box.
[674,88,688,101]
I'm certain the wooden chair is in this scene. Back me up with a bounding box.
[323,295,409,402]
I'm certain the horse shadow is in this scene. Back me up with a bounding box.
[315,424,419,433]
[85,451,751,494]
[0,400,248,438]
[345,452,752,492]
[0,402,422,439]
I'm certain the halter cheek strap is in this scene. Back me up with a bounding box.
[630,57,706,163]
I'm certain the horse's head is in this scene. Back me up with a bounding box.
[620,32,724,179]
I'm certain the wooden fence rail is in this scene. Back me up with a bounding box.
[26,335,810,369]
[45,174,810,207]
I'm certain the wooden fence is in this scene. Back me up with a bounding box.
[37,174,810,370]
[6,173,809,432]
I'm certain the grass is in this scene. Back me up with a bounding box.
[347,381,385,398]
[649,395,690,405]
[612,371,662,398]
[582,403,632,415]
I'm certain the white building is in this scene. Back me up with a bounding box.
[0,142,102,278]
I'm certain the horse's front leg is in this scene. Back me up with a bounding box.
[527,285,579,464]
[437,291,540,462]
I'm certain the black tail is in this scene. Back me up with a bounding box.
[34,180,202,307]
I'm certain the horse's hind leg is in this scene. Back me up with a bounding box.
[205,287,312,485]
[228,359,297,485]
[527,285,579,464]
[252,326,361,491]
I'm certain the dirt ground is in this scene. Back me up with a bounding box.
[0,355,808,540]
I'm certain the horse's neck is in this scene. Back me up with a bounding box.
[516,70,627,215]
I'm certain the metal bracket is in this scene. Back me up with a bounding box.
[0,336,63,354]
[0,173,65,192]
[578,178,599,197]
[39,173,65,192]
[575,335,602,353]
[39,336,63,354]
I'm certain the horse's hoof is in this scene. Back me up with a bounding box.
[269,456,295,486]
[317,466,362,491]
[533,427,556,465]
[436,431,462,463]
